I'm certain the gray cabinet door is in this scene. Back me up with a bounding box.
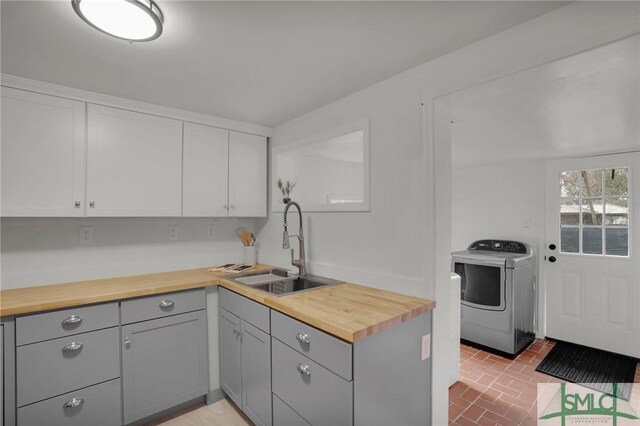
[1,324,3,426]
[241,321,272,426]
[122,310,208,424]
[17,378,121,426]
[219,308,242,408]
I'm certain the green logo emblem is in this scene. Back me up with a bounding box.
[539,383,639,425]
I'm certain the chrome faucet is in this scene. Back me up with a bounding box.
[282,201,307,276]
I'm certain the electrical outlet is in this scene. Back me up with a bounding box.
[421,334,431,361]
[207,225,216,239]
[79,227,93,244]
[168,226,178,241]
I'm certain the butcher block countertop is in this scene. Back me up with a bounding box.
[0,264,435,343]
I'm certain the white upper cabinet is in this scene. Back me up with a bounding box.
[228,131,267,217]
[183,123,230,217]
[1,87,86,217]
[86,104,183,217]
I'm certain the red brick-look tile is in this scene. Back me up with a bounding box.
[448,339,640,425]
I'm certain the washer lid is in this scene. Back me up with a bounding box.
[452,240,534,268]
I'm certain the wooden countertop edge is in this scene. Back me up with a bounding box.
[0,280,218,317]
[0,265,436,343]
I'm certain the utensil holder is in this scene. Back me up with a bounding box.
[244,245,256,266]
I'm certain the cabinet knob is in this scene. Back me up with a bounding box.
[89,201,95,208]
[159,300,174,309]
[61,315,83,326]
[124,337,131,346]
[63,397,84,409]
[74,201,81,208]
[296,332,311,344]
[297,363,311,376]
[62,342,83,353]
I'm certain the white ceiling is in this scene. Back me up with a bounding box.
[1,1,568,127]
[447,34,640,168]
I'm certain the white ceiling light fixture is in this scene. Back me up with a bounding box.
[71,0,164,42]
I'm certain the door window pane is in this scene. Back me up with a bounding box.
[605,228,629,256]
[560,171,581,197]
[581,199,603,225]
[558,166,629,257]
[605,167,628,196]
[580,169,603,197]
[560,198,579,225]
[605,197,628,225]
[582,228,603,254]
[561,227,579,253]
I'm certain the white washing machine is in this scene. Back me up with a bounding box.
[451,240,535,355]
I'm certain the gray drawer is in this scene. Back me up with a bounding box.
[17,327,120,407]
[271,310,352,380]
[273,394,311,426]
[16,302,118,346]
[17,378,121,426]
[121,288,205,325]
[272,338,353,426]
[219,287,270,333]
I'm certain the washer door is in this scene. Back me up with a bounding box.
[453,257,506,311]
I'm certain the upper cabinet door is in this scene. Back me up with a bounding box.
[228,131,267,217]
[183,123,229,217]
[1,87,86,217]
[86,104,183,217]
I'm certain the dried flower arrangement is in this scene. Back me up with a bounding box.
[277,178,296,204]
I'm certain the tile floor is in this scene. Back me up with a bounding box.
[449,339,640,425]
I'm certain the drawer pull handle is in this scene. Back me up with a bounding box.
[297,363,311,376]
[63,398,84,409]
[159,300,174,309]
[61,315,83,326]
[296,332,311,344]
[62,342,83,352]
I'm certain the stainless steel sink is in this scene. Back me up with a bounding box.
[225,268,342,296]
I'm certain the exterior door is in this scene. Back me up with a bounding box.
[544,152,639,357]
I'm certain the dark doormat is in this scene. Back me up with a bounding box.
[535,341,638,401]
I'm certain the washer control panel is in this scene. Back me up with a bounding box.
[468,240,528,254]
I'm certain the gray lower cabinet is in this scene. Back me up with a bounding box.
[240,320,271,426]
[272,394,310,426]
[271,309,433,426]
[13,304,120,426]
[2,317,16,426]
[272,338,353,426]
[219,308,242,407]
[17,379,121,426]
[16,327,120,407]
[121,309,208,424]
[218,288,271,426]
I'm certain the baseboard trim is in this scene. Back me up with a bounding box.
[206,388,226,405]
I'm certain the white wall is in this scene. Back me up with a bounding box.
[255,3,640,424]
[451,160,545,253]
[0,216,255,391]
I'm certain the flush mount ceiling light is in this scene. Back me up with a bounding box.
[71,0,164,42]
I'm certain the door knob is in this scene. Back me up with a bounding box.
[549,244,556,250]
[548,256,557,263]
